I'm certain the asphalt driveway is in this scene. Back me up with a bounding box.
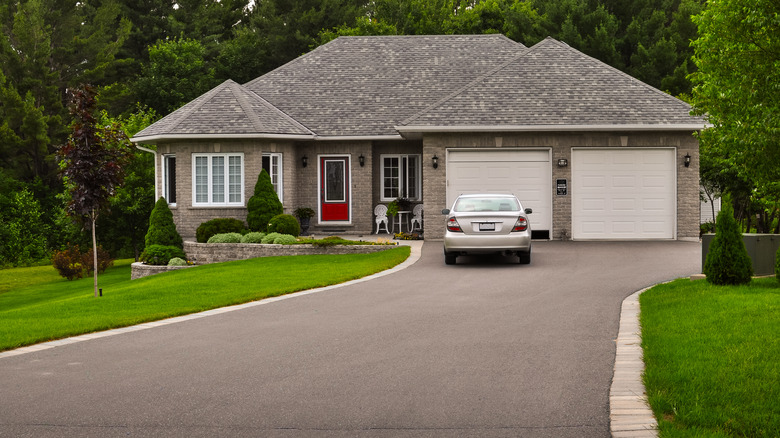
[0,240,700,437]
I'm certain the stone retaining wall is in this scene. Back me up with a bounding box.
[131,263,194,280]
[183,241,396,265]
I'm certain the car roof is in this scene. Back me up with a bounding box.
[456,194,518,198]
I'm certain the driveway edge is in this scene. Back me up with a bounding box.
[0,241,423,360]
[610,286,659,438]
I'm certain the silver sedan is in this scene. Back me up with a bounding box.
[442,194,533,265]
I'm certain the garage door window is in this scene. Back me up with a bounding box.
[381,155,420,201]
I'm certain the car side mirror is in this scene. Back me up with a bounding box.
[525,208,533,214]
[441,208,450,215]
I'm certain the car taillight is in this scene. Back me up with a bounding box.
[512,217,528,232]
[447,217,462,232]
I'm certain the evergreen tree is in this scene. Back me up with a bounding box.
[145,197,183,249]
[246,170,283,232]
[703,201,753,286]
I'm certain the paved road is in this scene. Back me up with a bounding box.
[0,241,700,438]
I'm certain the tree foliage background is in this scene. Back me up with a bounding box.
[1,0,777,265]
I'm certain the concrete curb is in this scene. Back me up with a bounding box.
[610,286,659,438]
[0,241,423,360]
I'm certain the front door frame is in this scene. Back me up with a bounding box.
[317,154,352,225]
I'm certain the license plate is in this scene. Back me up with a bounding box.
[479,222,495,231]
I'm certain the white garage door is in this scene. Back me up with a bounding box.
[572,148,675,240]
[447,149,551,236]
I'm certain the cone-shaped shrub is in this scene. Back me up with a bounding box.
[703,202,753,285]
[246,170,283,232]
[145,197,183,249]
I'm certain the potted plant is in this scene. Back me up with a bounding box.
[294,207,315,236]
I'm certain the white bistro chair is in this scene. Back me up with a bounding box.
[374,204,390,234]
[410,203,424,232]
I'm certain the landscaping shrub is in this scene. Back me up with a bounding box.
[145,197,183,249]
[207,233,243,243]
[273,234,297,244]
[167,257,187,267]
[82,246,113,275]
[196,218,246,243]
[703,202,753,285]
[140,244,186,266]
[261,232,282,244]
[246,170,283,232]
[52,245,87,280]
[267,214,300,237]
[241,232,266,243]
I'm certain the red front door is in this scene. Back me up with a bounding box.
[320,156,350,222]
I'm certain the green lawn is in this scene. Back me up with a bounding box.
[640,277,780,437]
[0,246,410,352]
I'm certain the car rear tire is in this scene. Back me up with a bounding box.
[518,250,531,265]
[444,252,457,265]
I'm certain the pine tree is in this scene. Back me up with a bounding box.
[703,201,753,285]
[144,197,183,249]
[246,170,283,232]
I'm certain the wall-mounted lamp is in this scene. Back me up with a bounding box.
[557,158,568,167]
[684,153,691,168]
[359,154,365,167]
[301,155,308,168]
[432,155,439,169]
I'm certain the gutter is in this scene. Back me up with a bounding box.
[135,145,158,201]
[395,123,710,134]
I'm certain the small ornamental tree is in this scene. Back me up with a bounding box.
[246,169,283,232]
[145,197,183,249]
[57,85,132,297]
[703,201,753,285]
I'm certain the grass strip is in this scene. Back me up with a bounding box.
[640,277,780,437]
[0,246,410,352]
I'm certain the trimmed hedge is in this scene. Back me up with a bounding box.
[145,197,183,249]
[207,233,243,243]
[261,232,282,244]
[167,257,188,267]
[196,218,246,243]
[273,234,297,244]
[140,245,187,266]
[267,214,300,237]
[241,232,266,243]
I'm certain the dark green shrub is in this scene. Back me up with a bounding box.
[703,202,753,285]
[241,232,266,243]
[52,245,87,280]
[145,197,183,249]
[140,244,186,266]
[207,233,242,243]
[196,218,246,243]
[267,214,300,237]
[246,170,283,232]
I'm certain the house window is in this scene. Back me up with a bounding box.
[381,154,420,201]
[163,155,176,205]
[192,153,244,206]
[262,153,283,202]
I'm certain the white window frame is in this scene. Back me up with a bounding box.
[380,154,421,201]
[192,153,245,207]
[162,154,176,206]
[262,153,283,203]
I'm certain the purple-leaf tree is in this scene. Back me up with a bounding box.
[58,85,132,297]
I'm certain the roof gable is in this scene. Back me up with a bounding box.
[399,37,704,131]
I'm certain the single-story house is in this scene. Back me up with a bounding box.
[131,35,706,241]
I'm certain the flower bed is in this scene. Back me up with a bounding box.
[183,241,396,265]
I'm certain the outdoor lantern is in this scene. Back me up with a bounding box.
[359,154,365,167]
[432,155,439,169]
[302,155,308,168]
[684,153,691,168]
[557,158,568,167]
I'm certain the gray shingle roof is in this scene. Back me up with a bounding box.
[132,35,704,143]
[133,80,314,140]
[244,34,525,137]
[400,37,705,130]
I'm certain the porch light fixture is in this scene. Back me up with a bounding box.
[301,155,308,168]
[359,154,365,167]
[432,155,439,169]
[684,153,691,168]
[557,158,568,167]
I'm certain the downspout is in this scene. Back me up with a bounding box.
[135,145,158,201]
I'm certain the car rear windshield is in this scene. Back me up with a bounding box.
[453,197,520,212]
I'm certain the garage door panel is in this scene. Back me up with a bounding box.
[447,150,551,234]
[573,148,675,240]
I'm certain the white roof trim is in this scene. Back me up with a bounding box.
[396,124,709,133]
[130,133,317,143]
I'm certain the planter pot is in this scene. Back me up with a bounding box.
[299,217,311,236]
[702,234,780,276]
